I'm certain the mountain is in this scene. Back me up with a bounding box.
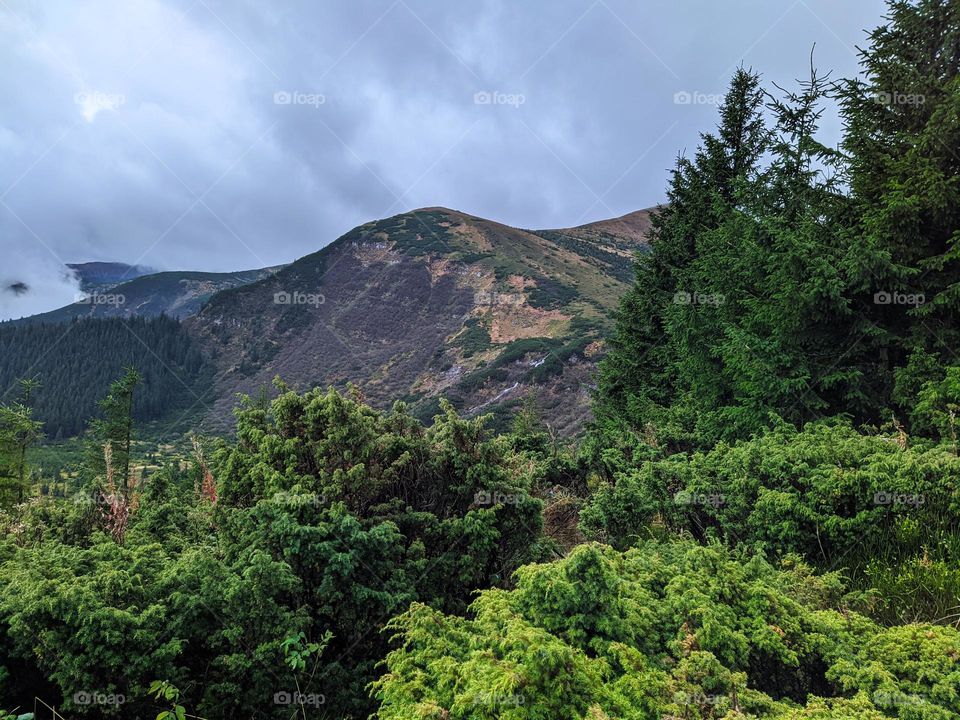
[67,261,154,292]
[187,207,651,435]
[22,267,282,323]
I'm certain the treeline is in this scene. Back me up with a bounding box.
[594,0,960,453]
[0,316,207,437]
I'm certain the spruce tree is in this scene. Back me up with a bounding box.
[839,0,960,417]
[594,68,769,447]
[0,378,43,504]
[86,367,141,495]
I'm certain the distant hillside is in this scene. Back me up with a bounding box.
[0,316,207,437]
[68,262,154,292]
[187,207,652,435]
[23,267,281,324]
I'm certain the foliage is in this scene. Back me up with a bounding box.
[0,379,43,505]
[0,385,546,718]
[374,539,960,719]
[580,421,960,622]
[85,367,141,491]
[3,3,960,719]
[595,0,960,452]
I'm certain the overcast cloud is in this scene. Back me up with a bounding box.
[0,0,886,319]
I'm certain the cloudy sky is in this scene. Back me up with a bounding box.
[1,0,886,319]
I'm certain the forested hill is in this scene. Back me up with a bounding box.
[0,316,207,437]
[9,207,651,439]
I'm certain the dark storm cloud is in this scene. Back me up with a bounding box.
[0,0,885,319]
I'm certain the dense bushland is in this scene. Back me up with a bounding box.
[0,383,550,718]
[375,540,960,719]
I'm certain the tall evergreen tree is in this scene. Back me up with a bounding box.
[86,367,141,495]
[0,378,43,504]
[596,71,765,408]
[594,69,770,448]
[838,0,960,414]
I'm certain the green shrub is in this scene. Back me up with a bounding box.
[374,539,960,719]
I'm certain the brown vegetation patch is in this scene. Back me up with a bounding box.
[584,339,605,358]
[354,241,402,267]
[543,489,584,552]
[488,305,570,343]
[447,218,493,250]
[507,274,535,291]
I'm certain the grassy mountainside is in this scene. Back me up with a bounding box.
[187,207,651,434]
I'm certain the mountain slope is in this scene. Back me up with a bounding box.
[187,207,652,434]
[68,261,154,292]
[21,267,281,324]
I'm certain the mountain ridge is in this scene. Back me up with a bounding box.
[186,205,652,434]
[8,205,653,436]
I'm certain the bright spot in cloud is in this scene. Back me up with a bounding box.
[74,90,125,122]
